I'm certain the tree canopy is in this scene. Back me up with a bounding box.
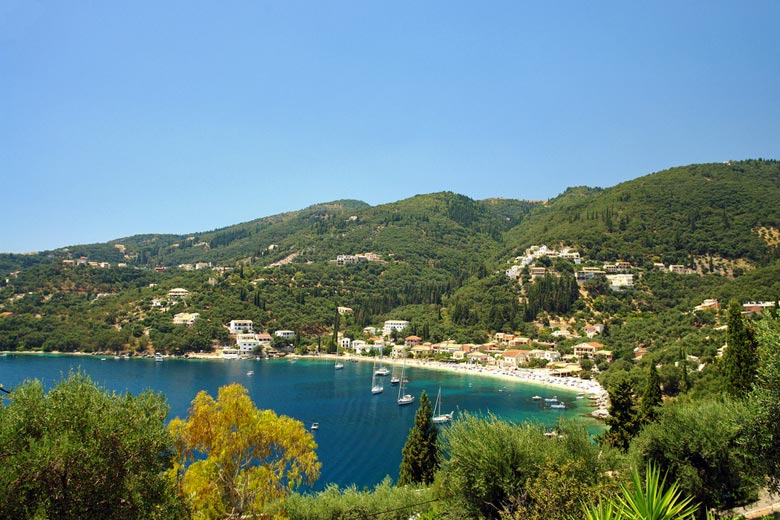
[0,372,186,520]
[168,383,321,519]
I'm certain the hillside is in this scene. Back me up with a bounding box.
[1,160,780,400]
[503,159,780,268]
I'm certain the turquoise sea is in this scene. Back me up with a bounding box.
[0,354,600,491]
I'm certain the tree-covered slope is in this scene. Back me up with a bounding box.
[503,159,780,265]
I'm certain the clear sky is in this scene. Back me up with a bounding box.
[2,1,778,253]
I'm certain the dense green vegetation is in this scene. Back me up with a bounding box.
[0,373,187,519]
[2,161,780,399]
[504,160,780,266]
[2,160,780,517]
[4,317,780,519]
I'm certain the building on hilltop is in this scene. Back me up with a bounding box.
[167,288,190,300]
[173,312,200,326]
[274,330,296,340]
[383,320,410,337]
[606,273,634,291]
[694,299,720,312]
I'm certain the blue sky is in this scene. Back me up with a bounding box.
[2,1,778,253]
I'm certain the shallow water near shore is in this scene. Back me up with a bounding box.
[0,354,602,490]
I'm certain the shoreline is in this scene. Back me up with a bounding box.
[312,353,607,397]
[1,350,609,418]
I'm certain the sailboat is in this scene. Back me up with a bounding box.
[390,364,400,385]
[432,387,454,424]
[371,357,384,394]
[397,364,414,405]
[374,353,389,376]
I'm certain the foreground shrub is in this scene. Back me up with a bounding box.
[0,372,187,519]
[435,414,624,519]
[284,477,435,520]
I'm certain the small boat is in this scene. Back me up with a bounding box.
[532,395,542,400]
[100,357,107,361]
[246,370,254,376]
[334,362,345,370]
[374,367,389,376]
[371,357,384,394]
[543,396,558,403]
[390,365,400,384]
[154,353,164,362]
[398,393,415,405]
[311,422,319,430]
[550,402,566,409]
[397,364,414,405]
[432,387,454,424]
[576,393,585,399]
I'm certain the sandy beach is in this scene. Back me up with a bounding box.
[176,350,607,398]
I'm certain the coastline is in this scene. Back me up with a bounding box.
[310,352,606,394]
[1,349,610,418]
[308,353,610,421]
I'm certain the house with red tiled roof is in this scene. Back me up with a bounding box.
[405,335,422,347]
[500,349,530,368]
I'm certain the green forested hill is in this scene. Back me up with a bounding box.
[1,160,780,399]
[503,159,780,266]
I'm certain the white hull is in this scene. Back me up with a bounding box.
[432,413,453,424]
[432,387,453,423]
[398,395,414,405]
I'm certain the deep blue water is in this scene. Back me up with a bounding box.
[0,354,600,490]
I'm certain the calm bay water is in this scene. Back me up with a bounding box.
[0,354,599,490]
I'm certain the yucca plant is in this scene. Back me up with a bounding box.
[579,463,698,520]
[582,500,620,520]
[617,463,698,520]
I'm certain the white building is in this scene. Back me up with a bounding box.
[606,273,634,291]
[228,320,254,334]
[221,348,240,359]
[167,288,190,300]
[236,334,261,354]
[350,340,367,353]
[383,320,410,337]
[274,330,296,340]
[340,337,352,350]
[173,312,200,326]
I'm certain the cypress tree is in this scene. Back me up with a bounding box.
[723,301,758,396]
[601,378,638,451]
[398,390,439,485]
[638,364,663,424]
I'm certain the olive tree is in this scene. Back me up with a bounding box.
[0,372,186,520]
